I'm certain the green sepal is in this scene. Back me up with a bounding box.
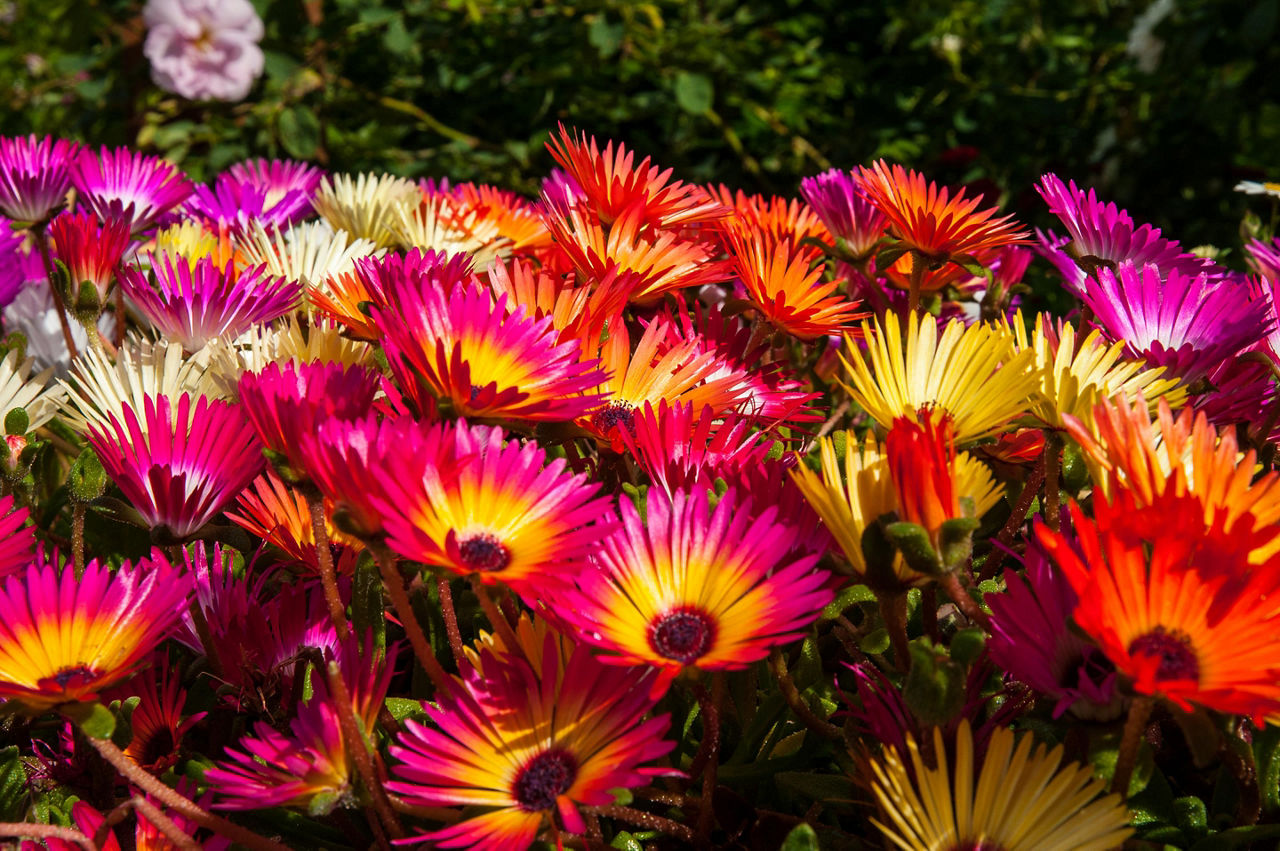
[50,258,71,301]
[884,520,943,576]
[937,516,979,571]
[949,627,986,667]
[779,822,819,851]
[65,701,116,739]
[67,447,108,502]
[3,407,27,437]
[73,279,101,317]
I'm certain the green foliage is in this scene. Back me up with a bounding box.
[3,0,1276,252]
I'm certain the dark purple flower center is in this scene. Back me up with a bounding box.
[591,400,636,436]
[1128,626,1199,682]
[48,665,97,690]
[648,608,715,664]
[457,532,510,573]
[512,749,577,812]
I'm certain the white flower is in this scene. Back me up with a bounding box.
[1235,180,1280,198]
[143,0,265,102]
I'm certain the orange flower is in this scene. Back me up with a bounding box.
[453,182,554,257]
[705,184,831,246]
[727,231,865,340]
[227,470,361,575]
[482,256,636,354]
[857,160,1030,263]
[547,124,727,228]
[884,408,959,545]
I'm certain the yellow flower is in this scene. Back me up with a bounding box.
[1009,312,1185,434]
[868,720,1133,851]
[840,311,1038,444]
[790,430,1002,587]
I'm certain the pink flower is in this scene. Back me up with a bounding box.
[142,0,265,102]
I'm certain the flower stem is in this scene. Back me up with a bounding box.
[306,492,350,641]
[1042,430,1064,531]
[325,660,405,841]
[878,591,911,671]
[375,547,452,694]
[938,570,991,631]
[768,648,842,741]
[689,675,725,841]
[80,734,290,851]
[72,501,85,578]
[907,250,925,314]
[978,461,1046,581]
[587,805,695,843]
[1112,695,1155,797]
[0,823,93,849]
[31,226,80,361]
[437,576,465,667]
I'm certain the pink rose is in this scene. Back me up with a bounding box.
[143,0,265,102]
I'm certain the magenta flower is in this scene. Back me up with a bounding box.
[237,361,380,475]
[0,218,26,308]
[48,207,132,303]
[86,393,265,540]
[119,253,299,351]
[986,537,1119,720]
[0,553,191,711]
[0,135,79,223]
[799,168,889,258]
[294,413,411,539]
[185,173,313,233]
[1247,236,1280,283]
[1080,262,1269,381]
[143,0,265,102]
[619,402,777,496]
[1036,173,1207,286]
[71,146,193,234]
[0,494,34,579]
[373,272,608,422]
[226,158,325,220]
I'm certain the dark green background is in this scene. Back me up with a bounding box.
[4,0,1277,251]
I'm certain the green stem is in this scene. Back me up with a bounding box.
[325,661,405,841]
[907,250,926,314]
[72,502,85,579]
[307,492,350,641]
[1043,430,1064,531]
[878,592,911,671]
[768,648,842,741]
[375,547,453,694]
[1112,695,1155,797]
[438,576,465,668]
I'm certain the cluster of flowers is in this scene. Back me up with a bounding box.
[0,125,1275,850]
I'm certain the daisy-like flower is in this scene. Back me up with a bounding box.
[0,495,34,578]
[561,485,832,688]
[1009,313,1185,435]
[706,184,831,247]
[0,348,68,432]
[841,310,1038,444]
[0,554,191,711]
[727,231,865,340]
[206,676,353,812]
[1038,490,1280,721]
[0,218,25,308]
[71,146,193,234]
[0,135,79,223]
[152,219,239,270]
[207,314,373,396]
[867,719,1133,851]
[312,172,419,249]
[483,255,635,352]
[87,392,265,540]
[388,627,674,849]
[118,252,300,351]
[985,532,1119,720]
[374,275,608,423]
[1035,174,1205,283]
[799,167,889,258]
[118,664,206,771]
[237,360,379,475]
[58,336,224,437]
[293,414,411,541]
[790,430,1001,588]
[1247,236,1280,283]
[1065,395,1280,562]
[857,160,1030,264]
[580,316,746,450]
[236,220,379,294]
[1078,262,1267,381]
[48,206,132,305]
[370,421,614,600]
[453,182,554,258]
[619,402,778,496]
[546,124,726,229]
[227,469,361,573]
[185,172,312,234]
[542,197,728,305]
[225,157,324,220]
[1236,179,1280,197]
[391,190,509,267]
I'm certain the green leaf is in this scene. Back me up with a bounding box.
[0,746,28,821]
[903,639,965,726]
[66,701,115,739]
[68,447,108,502]
[278,105,321,160]
[674,72,714,115]
[949,628,986,667]
[4,407,27,437]
[610,831,643,851]
[884,521,943,575]
[780,822,819,851]
[859,627,891,655]
[384,697,428,723]
[937,517,978,570]
[384,17,415,57]
[588,16,625,58]
[352,551,386,656]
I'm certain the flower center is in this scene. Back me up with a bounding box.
[512,749,577,813]
[45,664,98,691]
[648,607,715,664]
[1128,626,1199,682]
[591,400,636,437]
[457,532,510,573]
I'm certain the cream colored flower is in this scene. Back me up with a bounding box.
[312,172,419,249]
[0,349,65,432]
[235,219,380,294]
[390,194,510,268]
